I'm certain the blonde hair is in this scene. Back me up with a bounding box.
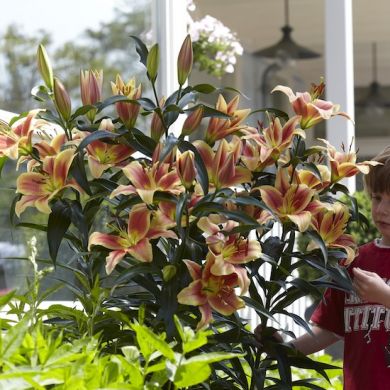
[364,146,390,195]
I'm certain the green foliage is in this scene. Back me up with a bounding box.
[0,240,239,389]
[342,190,379,245]
[265,354,343,389]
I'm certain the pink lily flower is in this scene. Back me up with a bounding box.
[110,160,184,204]
[194,137,251,190]
[86,119,134,178]
[259,168,324,232]
[197,214,261,291]
[272,81,352,129]
[308,202,358,264]
[89,203,177,274]
[177,253,246,330]
[319,138,381,183]
[111,75,142,129]
[296,164,331,192]
[0,110,41,160]
[204,95,251,144]
[15,148,80,217]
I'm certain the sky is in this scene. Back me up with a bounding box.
[0,0,120,47]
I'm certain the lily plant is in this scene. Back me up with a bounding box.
[0,35,377,389]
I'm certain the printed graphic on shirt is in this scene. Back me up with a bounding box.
[344,280,390,367]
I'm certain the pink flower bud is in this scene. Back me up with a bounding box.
[80,69,103,106]
[177,35,193,85]
[53,78,71,121]
[177,150,196,189]
[181,106,203,136]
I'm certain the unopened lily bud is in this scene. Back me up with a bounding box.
[80,69,103,105]
[151,98,166,142]
[53,78,71,121]
[147,44,159,82]
[177,150,196,189]
[151,110,165,142]
[37,44,53,90]
[162,265,177,282]
[177,34,193,85]
[80,69,103,123]
[181,106,203,136]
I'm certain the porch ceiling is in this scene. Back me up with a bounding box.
[194,0,390,87]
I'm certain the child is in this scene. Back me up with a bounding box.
[256,146,390,389]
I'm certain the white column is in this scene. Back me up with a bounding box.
[325,0,356,193]
[0,110,16,123]
[152,0,188,98]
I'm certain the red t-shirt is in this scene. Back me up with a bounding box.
[311,241,390,390]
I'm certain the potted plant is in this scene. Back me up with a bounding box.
[0,35,375,388]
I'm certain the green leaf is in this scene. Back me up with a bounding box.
[114,263,160,285]
[77,130,121,151]
[96,95,139,113]
[249,108,289,122]
[191,201,225,216]
[47,200,72,264]
[0,156,8,177]
[159,133,178,163]
[305,230,328,264]
[173,361,211,388]
[71,104,95,120]
[131,322,174,361]
[175,193,188,240]
[127,128,156,157]
[70,151,92,195]
[1,317,29,359]
[131,35,149,67]
[241,296,277,322]
[192,83,216,94]
[138,97,156,111]
[0,289,16,309]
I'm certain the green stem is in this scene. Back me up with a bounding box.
[176,84,182,105]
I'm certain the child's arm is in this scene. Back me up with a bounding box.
[290,326,340,355]
[353,267,390,307]
[254,325,340,355]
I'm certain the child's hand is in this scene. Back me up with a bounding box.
[353,267,390,307]
[254,325,283,343]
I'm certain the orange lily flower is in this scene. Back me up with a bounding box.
[110,160,183,204]
[89,203,177,274]
[272,81,352,130]
[319,138,380,183]
[194,137,251,190]
[308,202,357,264]
[15,148,80,217]
[204,95,250,144]
[259,168,324,232]
[177,253,245,329]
